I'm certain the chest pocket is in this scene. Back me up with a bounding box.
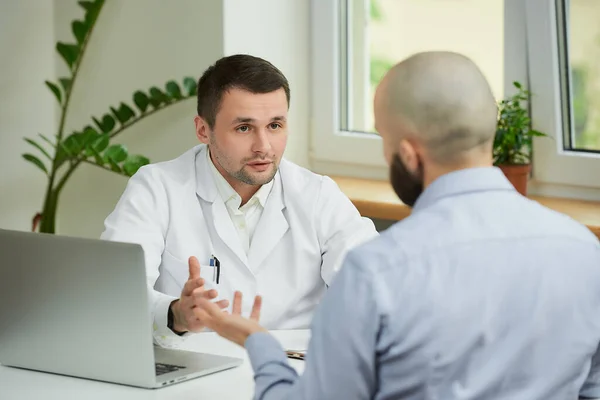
[161,250,217,292]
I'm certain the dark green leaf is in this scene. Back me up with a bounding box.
[24,138,51,160]
[103,144,128,163]
[149,87,169,108]
[23,154,48,174]
[81,127,101,156]
[107,158,122,173]
[91,133,110,153]
[59,78,72,93]
[78,1,95,11]
[38,133,56,148]
[183,77,197,96]
[93,114,116,134]
[56,42,80,70]
[123,155,150,176]
[133,91,150,113]
[86,145,105,165]
[61,133,83,155]
[513,81,522,89]
[110,103,136,124]
[165,80,183,99]
[45,81,62,104]
[79,0,104,26]
[72,20,88,44]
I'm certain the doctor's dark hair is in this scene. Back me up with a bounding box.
[196,54,291,129]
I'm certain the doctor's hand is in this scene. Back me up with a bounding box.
[170,256,229,333]
[193,291,267,347]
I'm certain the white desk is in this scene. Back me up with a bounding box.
[0,330,310,400]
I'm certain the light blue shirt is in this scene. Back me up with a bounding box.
[244,167,600,400]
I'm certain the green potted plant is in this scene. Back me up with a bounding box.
[21,0,197,234]
[493,81,547,196]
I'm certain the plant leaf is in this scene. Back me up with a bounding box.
[56,42,80,70]
[93,114,116,134]
[149,87,169,108]
[530,130,547,137]
[59,78,72,93]
[78,1,96,12]
[110,103,136,124]
[91,133,110,153]
[86,145,105,165]
[513,81,522,89]
[123,155,150,176]
[24,138,52,160]
[72,20,88,44]
[61,133,83,155]
[45,81,62,104]
[23,154,48,174]
[165,80,183,99]
[81,126,101,156]
[183,77,197,96]
[38,133,56,148]
[133,91,150,113]
[104,144,128,163]
[107,158,122,173]
[80,0,104,25]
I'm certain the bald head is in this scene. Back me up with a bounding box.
[375,51,497,165]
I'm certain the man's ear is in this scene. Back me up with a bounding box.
[194,115,210,144]
[398,139,419,174]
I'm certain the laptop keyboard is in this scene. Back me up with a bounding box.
[155,362,186,376]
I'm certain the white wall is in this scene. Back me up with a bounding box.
[0,0,311,238]
[54,0,224,238]
[223,0,310,167]
[0,1,56,232]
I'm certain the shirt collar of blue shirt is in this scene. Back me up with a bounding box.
[412,166,515,212]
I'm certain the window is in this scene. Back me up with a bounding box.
[557,0,600,152]
[526,0,600,191]
[311,0,600,194]
[340,0,505,135]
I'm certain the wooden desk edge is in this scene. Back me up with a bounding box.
[332,176,600,240]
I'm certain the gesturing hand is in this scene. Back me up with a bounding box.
[170,256,229,333]
[193,291,267,347]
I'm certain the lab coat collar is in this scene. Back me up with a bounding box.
[193,144,289,271]
[194,144,219,203]
[412,166,515,212]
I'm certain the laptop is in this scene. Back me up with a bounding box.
[0,229,243,388]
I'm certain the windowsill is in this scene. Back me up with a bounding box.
[331,176,600,240]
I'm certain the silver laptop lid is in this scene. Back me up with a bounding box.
[0,229,156,387]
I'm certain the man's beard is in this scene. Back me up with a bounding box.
[389,153,424,207]
[232,161,278,186]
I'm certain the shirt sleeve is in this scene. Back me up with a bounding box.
[245,250,382,399]
[100,166,188,347]
[315,176,379,285]
[580,342,600,399]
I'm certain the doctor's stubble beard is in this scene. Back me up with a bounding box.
[389,153,424,208]
[209,143,279,186]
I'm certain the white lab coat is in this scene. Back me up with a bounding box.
[101,144,377,347]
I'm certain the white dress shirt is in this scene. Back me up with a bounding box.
[207,149,273,255]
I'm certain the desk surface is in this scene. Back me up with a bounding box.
[0,330,309,400]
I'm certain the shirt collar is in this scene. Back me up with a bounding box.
[207,148,273,209]
[412,166,515,212]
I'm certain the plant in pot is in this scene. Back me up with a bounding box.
[493,81,547,196]
[21,0,198,234]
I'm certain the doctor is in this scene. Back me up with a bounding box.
[101,54,377,347]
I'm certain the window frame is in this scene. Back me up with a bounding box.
[526,0,600,189]
[310,0,600,193]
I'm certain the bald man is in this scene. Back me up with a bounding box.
[190,51,600,399]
